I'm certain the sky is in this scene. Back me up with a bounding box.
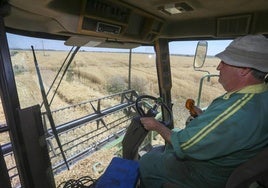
[6,33,232,56]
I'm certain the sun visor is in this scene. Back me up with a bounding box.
[65,36,140,49]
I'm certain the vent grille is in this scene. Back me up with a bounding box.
[84,0,130,23]
[217,14,252,37]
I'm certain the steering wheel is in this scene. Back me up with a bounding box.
[135,95,173,126]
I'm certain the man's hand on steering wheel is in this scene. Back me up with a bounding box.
[135,95,173,127]
[140,117,163,131]
[140,117,172,144]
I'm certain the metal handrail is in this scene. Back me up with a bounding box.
[196,74,219,107]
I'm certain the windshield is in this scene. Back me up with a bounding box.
[4,33,229,187]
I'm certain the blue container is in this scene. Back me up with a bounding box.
[95,157,139,188]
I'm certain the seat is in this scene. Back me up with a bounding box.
[225,147,268,188]
[163,148,268,188]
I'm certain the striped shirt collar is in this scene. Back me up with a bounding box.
[223,83,268,99]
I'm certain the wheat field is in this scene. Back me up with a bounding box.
[1,50,225,186]
[9,50,224,123]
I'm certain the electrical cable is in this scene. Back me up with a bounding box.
[57,176,97,188]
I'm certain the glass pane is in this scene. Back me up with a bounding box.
[7,33,159,187]
[170,41,227,129]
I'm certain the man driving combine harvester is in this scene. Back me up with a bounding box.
[139,34,268,188]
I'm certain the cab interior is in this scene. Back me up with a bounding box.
[0,0,268,187]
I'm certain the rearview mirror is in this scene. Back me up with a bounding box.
[193,41,208,69]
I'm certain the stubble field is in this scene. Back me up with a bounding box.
[10,50,224,125]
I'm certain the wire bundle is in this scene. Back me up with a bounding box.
[57,176,97,188]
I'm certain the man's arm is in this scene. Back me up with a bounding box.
[140,117,172,144]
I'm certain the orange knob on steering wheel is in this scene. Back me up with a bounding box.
[185,99,198,118]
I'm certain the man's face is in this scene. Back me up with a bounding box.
[216,61,242,92]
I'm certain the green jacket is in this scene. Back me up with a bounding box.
[171,83,268,166]
[139,83,268,188]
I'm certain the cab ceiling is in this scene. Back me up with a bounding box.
[3,0,268,46]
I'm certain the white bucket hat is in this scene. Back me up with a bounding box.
[216,34,268,72]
